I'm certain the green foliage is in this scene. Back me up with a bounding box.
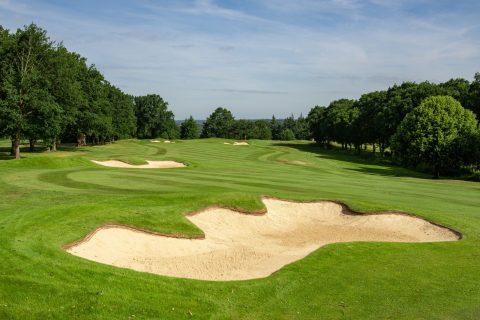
[134,94,178,139]
[232,119,254,140]
[201,107,235,138]
[280,128,295,140]
[0,24,138,154]
[180,116,199,139]
[293,114,310,140]
[0,24,59,157]
[467,72,480,119]
[270,115,282,140]
[307,106,328,144]
[325,99,359,148]
[391,96,478,177]
[251,120,272,140]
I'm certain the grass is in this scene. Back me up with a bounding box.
[0,138,479,319]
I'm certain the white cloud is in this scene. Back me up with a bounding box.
[0,0,479,118]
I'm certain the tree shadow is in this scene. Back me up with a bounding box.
[0,143,91,161]
[272,142,431,179]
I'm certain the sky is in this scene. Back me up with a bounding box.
[0,0,479,119]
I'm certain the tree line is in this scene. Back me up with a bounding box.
[0,24,303,159]
[1,24,479,177]
[0,24,181,159]
[306,78,480,177]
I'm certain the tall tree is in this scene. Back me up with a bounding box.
[270,115,282,140]
[391,96,478,178]
[467,72,480,119]
[107,85,136,140]
[353,92,387,154]
[180,116,199,139]
[325,99,359,149]
[307,106,328,145]
[233,119,254,140]
[294,114,310,140]
[251,120,272,140]
[0,24,57,159]
[201,107,235,138]
[134,94,178,139]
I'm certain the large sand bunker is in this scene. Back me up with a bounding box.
[66,198,459,281]
[91,160,185,168]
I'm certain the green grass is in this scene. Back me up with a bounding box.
[0,138,479,319]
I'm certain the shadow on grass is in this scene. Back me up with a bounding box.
[272,142,431,179]
[0,143,91,161]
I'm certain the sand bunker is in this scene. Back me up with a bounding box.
[66,198,459,281]
[91,160,185,169]
[223,142,249,145]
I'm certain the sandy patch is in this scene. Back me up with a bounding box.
[150,140,161,143]
[66,198,459,281]
[91,160,185,169]
[224,141,249,145]
[277,160,307,165]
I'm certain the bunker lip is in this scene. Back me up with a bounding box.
[91,160,185,168]
[64,197,461,281]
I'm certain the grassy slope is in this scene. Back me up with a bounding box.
[0,139,479,319]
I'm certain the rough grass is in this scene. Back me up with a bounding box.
[0,138,479,319]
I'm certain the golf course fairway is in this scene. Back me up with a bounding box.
[0,139,479,319]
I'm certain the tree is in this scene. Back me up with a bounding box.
[134,94,178,139]
[467,72,480,119]
[251,120,272,140]
[325,99,359,149]
[108,85,136,140]
[307,106,328,145]
[270,115,282,140]
[294,114,310,140]
[180,116,199,139]
[0,24,57,159]
[282,114,297,139]
[233,119,254,140]
[280,128,295,141]
[391,96,478,178]
[201,107,235,138]
[353,92,386,154]
[440,78,470,108]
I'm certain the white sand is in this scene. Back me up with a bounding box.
[66,198,459,281]
[150,140,161,143]
[224,142,249,145]
[91,160,185,168]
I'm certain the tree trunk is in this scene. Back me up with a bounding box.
[29,139,35,152]
[433,164,440,179]
[372,143,376,156]
[14,140,20,159]
[10,140,15,156]
[52,140,57,151]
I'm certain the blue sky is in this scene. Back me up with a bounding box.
[1,0,479,119]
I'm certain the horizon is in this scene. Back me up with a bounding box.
[1,0,479,119]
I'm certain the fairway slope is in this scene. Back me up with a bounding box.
[91,160,185,168]
[66,198,459,281]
